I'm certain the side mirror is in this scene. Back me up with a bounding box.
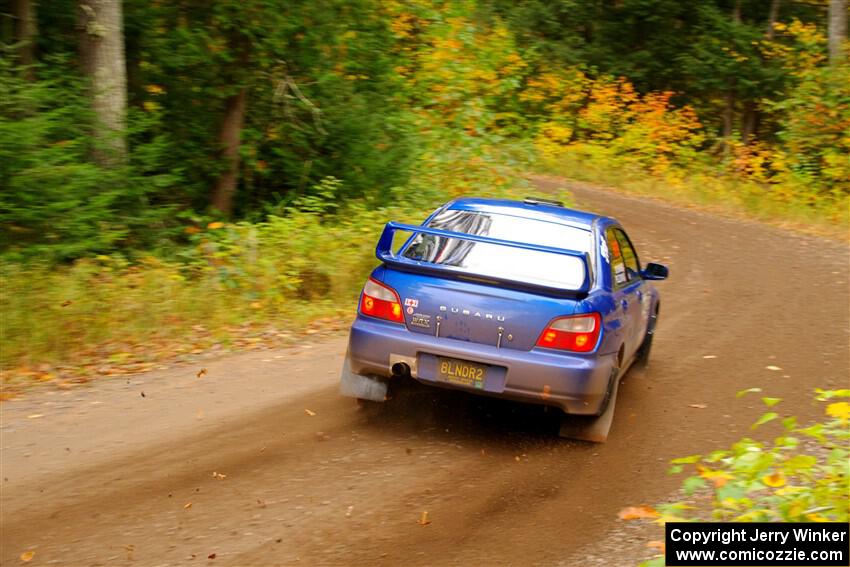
[642,262,668,281]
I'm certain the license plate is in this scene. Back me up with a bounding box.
[437,357,487,389]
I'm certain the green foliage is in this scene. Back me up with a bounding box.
[0,55,180,261]
[0,166,555,374]
[638,390,850,566]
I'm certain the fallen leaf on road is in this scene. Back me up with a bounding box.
[826,402,850,420]
[197,368,207,378]
[304,409,316,416]
[689,404,708,409]
[514,456,521,462]
[257,499,266,508]
[765,365,782,371]
[418,511,431,525]
[141,391,146,398]
[212,472,226,479]
[346,505,354,517]
[61,300,73,307]
[208,552,217,559]
[618,505,659,520]
[26,414,43,419]
[702,355,717,359]
[20,551,35,562]
[184,502,192,509]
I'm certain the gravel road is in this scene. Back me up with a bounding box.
[2,178,848,566]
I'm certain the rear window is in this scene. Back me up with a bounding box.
[402,209,592,290]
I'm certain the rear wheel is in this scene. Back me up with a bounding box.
[558,356,620,442]
[596,357,620,416]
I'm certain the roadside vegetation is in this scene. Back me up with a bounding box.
[630,389,850,566]
[1,0,848,386]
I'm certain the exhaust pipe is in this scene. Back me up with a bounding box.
[391,362,411,377]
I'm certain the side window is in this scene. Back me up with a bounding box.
[614,229,640,281]
[606,229,628,288]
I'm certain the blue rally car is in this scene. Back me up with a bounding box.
[340,197,668,439]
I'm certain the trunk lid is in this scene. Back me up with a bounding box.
[380,268,579,351]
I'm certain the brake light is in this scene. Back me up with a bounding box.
[536,313,602,352]
[359,278,404,323]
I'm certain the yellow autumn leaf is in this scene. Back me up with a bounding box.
[20,551,35,562]
[826,402,850,420]
[207,221,225,230]
[762,471,786,487]
[806,513,830,522]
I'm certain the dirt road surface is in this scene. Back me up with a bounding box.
[3,179,848,566]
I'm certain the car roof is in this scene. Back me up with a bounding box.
[447,197,612,230]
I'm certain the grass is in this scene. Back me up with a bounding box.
[0,180,574,392]
[536,153,849,241]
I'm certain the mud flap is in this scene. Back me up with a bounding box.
[339,353,388,402]
[558,372,621,443]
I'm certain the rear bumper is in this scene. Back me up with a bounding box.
[345,315,617,415]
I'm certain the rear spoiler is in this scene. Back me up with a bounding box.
[375,221,591,296]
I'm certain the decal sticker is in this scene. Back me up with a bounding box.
[610,237,621,258]
[614,263,627,285]
[406,306,415,315]
[600,235,609,261]
[410,313,431,328]
[404,298,419,308]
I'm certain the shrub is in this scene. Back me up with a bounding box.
[638,389,850,567]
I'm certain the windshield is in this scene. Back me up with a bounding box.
[402,209,592,290]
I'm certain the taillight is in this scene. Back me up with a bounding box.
[536,313,602,352]
[359,278,404,323]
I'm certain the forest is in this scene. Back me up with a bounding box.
[1,0,848,375]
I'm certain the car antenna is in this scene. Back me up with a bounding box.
[523,197,564,207]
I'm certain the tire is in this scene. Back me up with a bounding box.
[596,360,620,416]
[634,304,659,368]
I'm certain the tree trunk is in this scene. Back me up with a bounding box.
[722,92,735,147]
[738,0,781,143]
[741,100,758,144]
[78,0,127,165]
[14,0,37,79]
[766,0,781,40]
[829,0,847,64]
[210,89,247,216]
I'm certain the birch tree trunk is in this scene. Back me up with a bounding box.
[78,0,127,165]
[829,0,847,64]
